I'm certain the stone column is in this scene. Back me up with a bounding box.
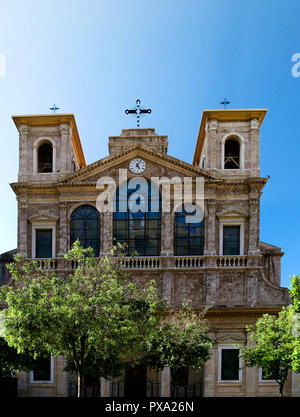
[102,212,113,255]
[206,119,218,171]
[160,366,171,397]
[203,337,216,397]
[245,332,256,396]
[100,377,111,397]
[18,124,29,181]
[250,119,260,177]
[161,212,173,256]
[56,356,69,397]
[18,198,28,257]
[59,123,71,174]
[204,199,216,256]
[205,271,218,306]
[248,197,260,255]
[58,202,68,257]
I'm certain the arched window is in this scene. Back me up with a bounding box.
[38,142,53,173]
[224,139,240,169]
[113,180,161,256]
[70,205,100,256]
[174,205,204,256]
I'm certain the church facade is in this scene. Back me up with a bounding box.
[8,109,299,397]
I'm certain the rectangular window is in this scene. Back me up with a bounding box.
[223,226,240,255]
[36,229,52,258]
[221,349,240,381]
[31,356,53,382]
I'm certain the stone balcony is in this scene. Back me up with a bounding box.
[30,255,262,271]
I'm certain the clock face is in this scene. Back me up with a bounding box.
[129,158,146,174]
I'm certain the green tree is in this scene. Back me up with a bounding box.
[145,305,215,384]
[0,336,36,376]
[239,307,295,397]
[0,242,164,397]
[290,275,300,373]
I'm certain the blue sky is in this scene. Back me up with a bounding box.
[0,0,299,288]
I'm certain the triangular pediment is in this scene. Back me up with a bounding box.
[217,208,248,219]
[216,334,245,344]
[29,214,58,223]
[57,144,221,185]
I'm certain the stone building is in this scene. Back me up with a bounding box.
[6,109,299,397]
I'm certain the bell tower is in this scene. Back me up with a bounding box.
[193,109,267,178]
[13,114,86,183]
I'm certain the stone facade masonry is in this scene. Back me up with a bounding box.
[7,116,297,397]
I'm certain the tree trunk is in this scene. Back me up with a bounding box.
[78,371,85,398]
[279,382,284,397]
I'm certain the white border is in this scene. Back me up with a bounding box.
[218,345,242,383]
[219,219,244,256]
[32,224,56,258]
[29,356,54,384]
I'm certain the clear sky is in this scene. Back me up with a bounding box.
[0,0,299,288]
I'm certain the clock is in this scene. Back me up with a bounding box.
[129,158,146,174]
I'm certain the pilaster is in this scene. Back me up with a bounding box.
[18,198,28,257]
[204,199,216,255]
[58,202,68,257]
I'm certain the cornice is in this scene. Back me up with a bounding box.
[56,144,222,184]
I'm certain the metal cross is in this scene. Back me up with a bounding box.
[220,98,230,109]
[125,99,151,127]
[50,104,60,114]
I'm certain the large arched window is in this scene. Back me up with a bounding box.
[70,205,100,256]
[174,205,204,256]
[224,138,240,169]
[38,142,53,173]
[113,180,161,256]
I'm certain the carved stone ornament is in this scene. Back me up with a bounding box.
[250,118,259,130]
[18,124,29,135]
[206,119,218,130]
[59,123,70,135]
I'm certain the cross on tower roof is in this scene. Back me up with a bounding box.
[125,99,151,127]
[220,98,230,109]
[50,104,60,114]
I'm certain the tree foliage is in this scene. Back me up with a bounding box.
[290,275,300,373]
[239,307,295,397]
[0,242,164,396]
[144,305,215,382]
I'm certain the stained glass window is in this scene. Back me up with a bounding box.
[70,205,100,256]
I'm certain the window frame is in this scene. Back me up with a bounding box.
[70,205,100,256]
[29,355,54,384]
[218,345,242,383]
[219,219,244,256]
[32,224,56,258]
[174,206,205,256]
